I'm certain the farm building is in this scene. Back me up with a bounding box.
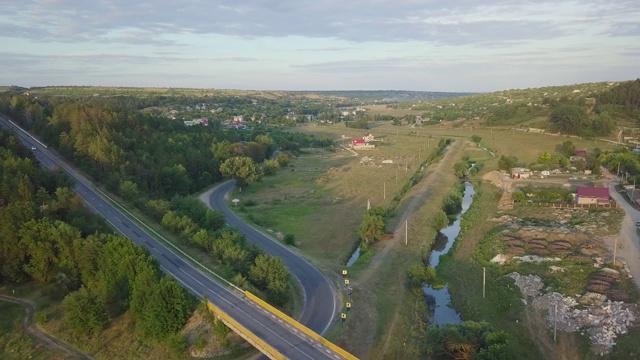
[350,135,376,149]
[576,186,610,205]
[511,167,531,179]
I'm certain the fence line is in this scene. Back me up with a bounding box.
[524,202,618,209]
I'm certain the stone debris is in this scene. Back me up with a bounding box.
[507,272,639,355]
[507,272,543,298]
[360,156,374,164]
[549,266,566,273]
[490,254,509,265]
[490,254,563,265]
[513,255,562,263]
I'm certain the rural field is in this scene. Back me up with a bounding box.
[225,116,624,358]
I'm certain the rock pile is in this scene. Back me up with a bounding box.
[507,272,543,297]
[532,291,636,355]
[507,272,638,355]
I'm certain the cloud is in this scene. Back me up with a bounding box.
[2,0,638,46]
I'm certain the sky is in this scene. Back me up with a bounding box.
[1,0,639,92]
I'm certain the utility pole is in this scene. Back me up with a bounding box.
[383,182,386,200]
[482,267,486,299]
[405,220,408,246]
[613,237,617,266]
[554,302,558,342]
[396,169,398,185]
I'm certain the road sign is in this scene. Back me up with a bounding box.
[344,279,350,285]
[342,269,347,277]
[346,302,351,311]
[341,313,347,322]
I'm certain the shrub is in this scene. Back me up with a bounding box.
[284,233,296,246]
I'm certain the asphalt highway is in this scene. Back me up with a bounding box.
[0,116,344,360]
[208,182,337,335]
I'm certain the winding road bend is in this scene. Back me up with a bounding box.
[203,181,338,335]
[0,294,93,360]
[0,116,347,360]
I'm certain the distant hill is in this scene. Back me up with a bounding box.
[296,90,474,103]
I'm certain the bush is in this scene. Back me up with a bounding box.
[284,233,296,246]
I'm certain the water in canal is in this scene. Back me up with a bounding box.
[423,181,476,325]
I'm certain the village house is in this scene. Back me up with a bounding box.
[183,117,208,126]
[570,149,588,162]
[350,136,375,150]
[576,186,610,205]
[510,167,531,179]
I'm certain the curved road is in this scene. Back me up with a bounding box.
[605,170,640,286]
[0,294,93,360]
[0,116,346,360]
[206,182,337,335]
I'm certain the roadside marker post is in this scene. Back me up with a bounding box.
[345,279,350,286]
[342,269,347,277]
[341,313,347,322]
[346,302,351,311]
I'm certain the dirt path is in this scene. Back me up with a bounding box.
[0,294,93,360]
[347,141,463,357]
[361,140,464,284]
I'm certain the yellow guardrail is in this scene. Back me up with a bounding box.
[207,302,286,360]
[244,291,358,360]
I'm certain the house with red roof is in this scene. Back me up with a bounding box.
[350,136,375,149]
[576,186,610,205]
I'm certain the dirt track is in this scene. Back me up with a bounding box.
[0,294,93,360]
[351,140,464,358]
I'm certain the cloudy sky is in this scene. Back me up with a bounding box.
[1,0,639,92]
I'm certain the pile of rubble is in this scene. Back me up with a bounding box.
[508,272,638,355]
[507,272,543,297]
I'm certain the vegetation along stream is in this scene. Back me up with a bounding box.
[423,181,476,325]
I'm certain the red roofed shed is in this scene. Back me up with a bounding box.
[576,186,610,205]
[574,149,587,157]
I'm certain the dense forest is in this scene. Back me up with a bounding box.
[0,93,328,307]
[596,78,640,119]
[0,128,192,349]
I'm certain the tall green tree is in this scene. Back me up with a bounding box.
[549,105,589,136]
[63,286,107,336]
[249,254,290,306]
[138,277,191,339]
[219,156,263,189]
[357,208,386,244]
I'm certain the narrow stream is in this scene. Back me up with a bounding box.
[346,246,361,267]
[423,181,476,326]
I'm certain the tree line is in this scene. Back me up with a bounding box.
[0,94,303,307]
[0,129,192,350]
